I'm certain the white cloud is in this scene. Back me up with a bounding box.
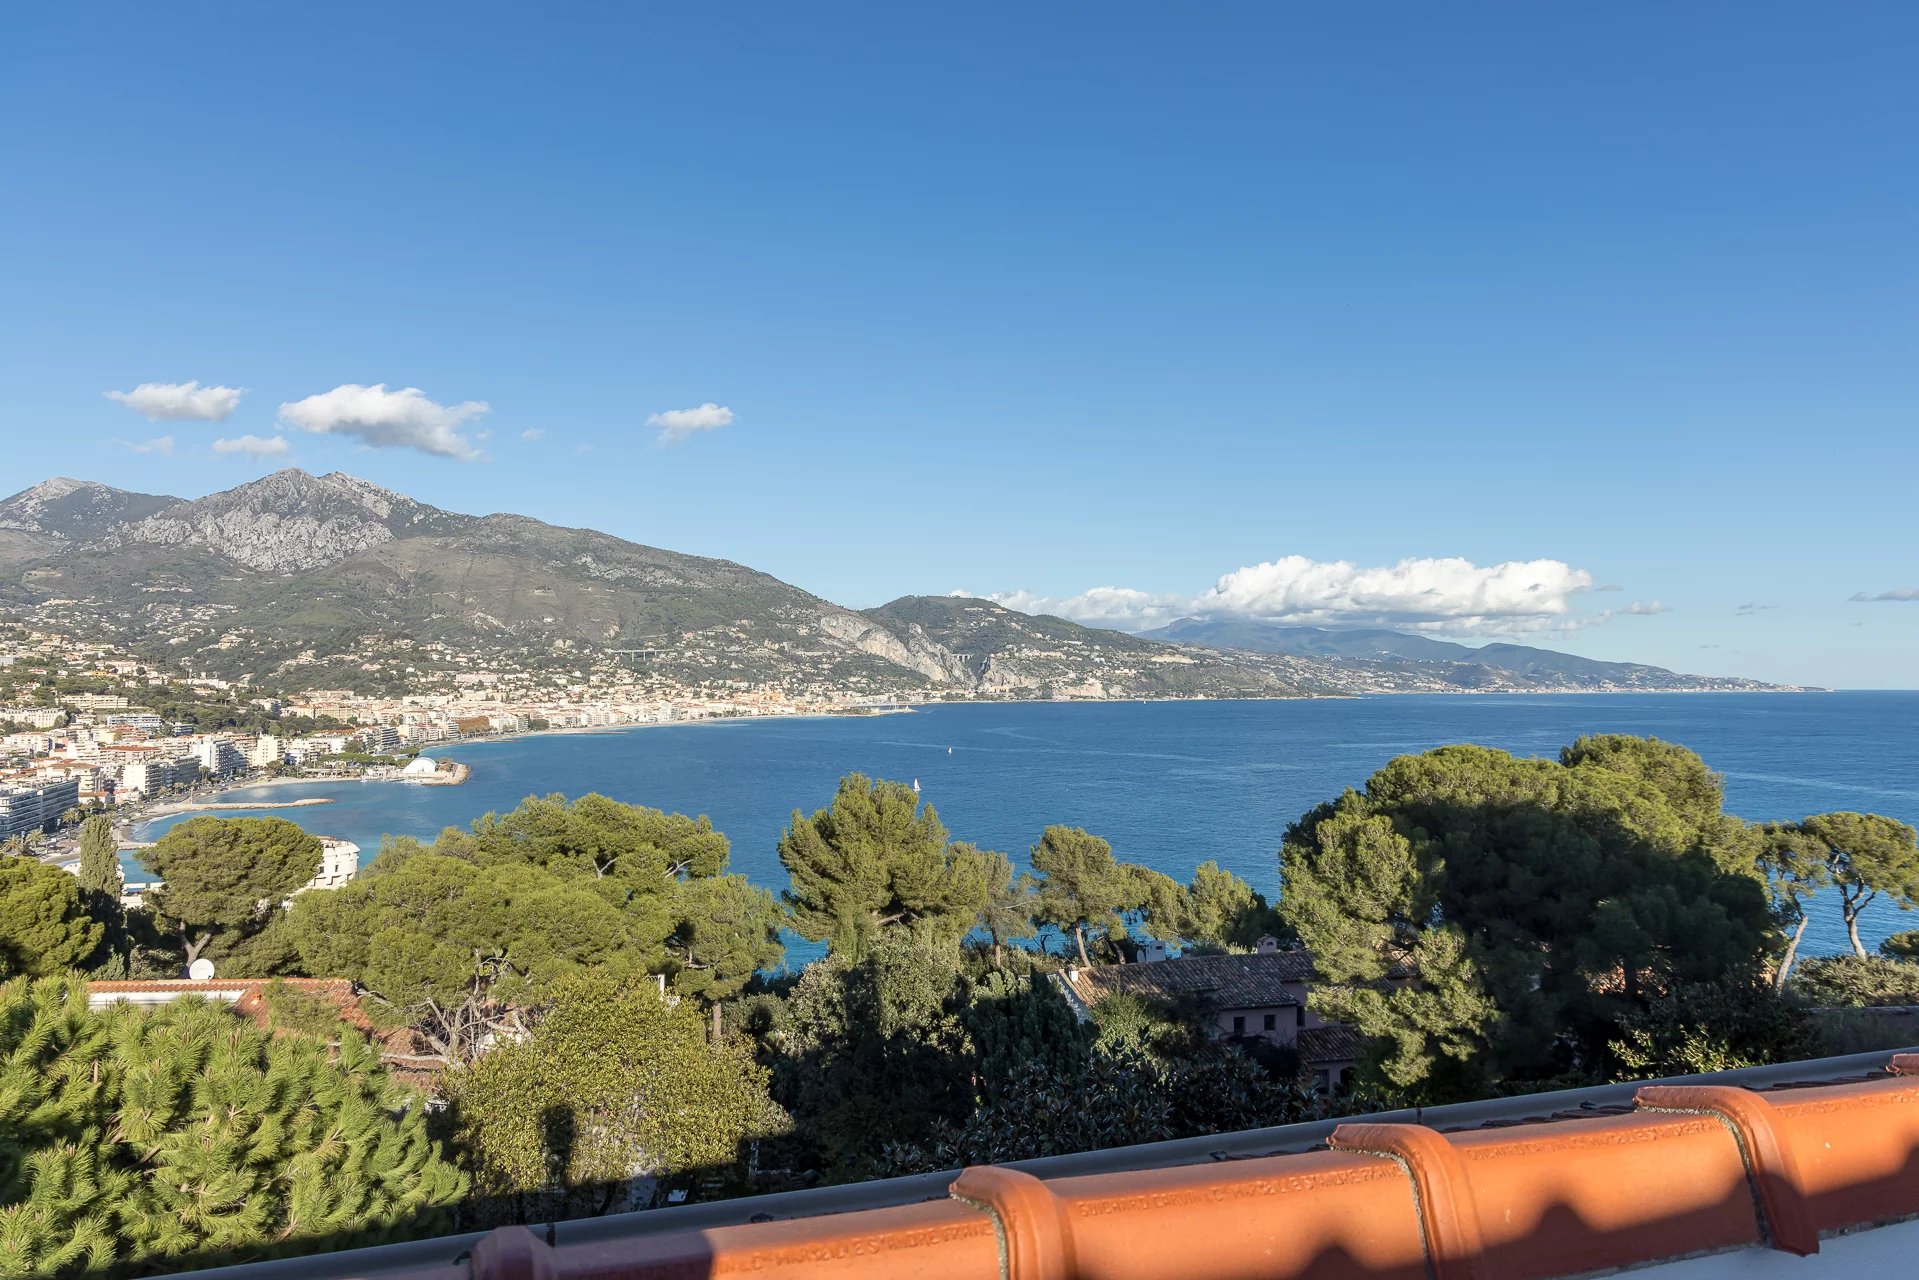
[1852,588,1919,602]
[1624,600,1668,616]
[979,586,1191,630]
[647,402,734,444]
[983,555,1601,635]
[520,428,545,442]
[212,434,291,458]
[118,435,175,455]
[104,380,244,422]
[277,384,487,459]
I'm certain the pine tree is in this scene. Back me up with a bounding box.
[0,976,467,1277]
[0,859,102,978]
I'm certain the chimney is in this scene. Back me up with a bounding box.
[1255,935,1279,955]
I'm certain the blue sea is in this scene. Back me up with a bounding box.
[134,692,1919,961]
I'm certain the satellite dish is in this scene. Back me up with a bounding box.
[187,958,216,982]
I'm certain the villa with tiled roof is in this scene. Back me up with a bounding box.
[1052,937,1372,1087]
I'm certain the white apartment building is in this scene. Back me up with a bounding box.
[250,733,285,768]
[0,777,80,838]
[192,737,247,778]
[67,694,131,712]
[357,725,401,754]
[118,756,200,797]
[306,838,361,890]
[1,707,66,729]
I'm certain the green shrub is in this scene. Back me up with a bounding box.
[0,977,465,1277]
[1790,954,1919,1008]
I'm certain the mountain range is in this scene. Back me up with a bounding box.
[0,471,1794,698]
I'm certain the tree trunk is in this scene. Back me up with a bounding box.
[711,1002,722,1043]
[182,931,209,969]
[1074,926,1090,968]
[1842,885,1878,958]
[1775,914,1810,991]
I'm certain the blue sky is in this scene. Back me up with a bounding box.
[1,3,1914,687]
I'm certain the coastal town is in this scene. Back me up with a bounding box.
[0,618,901,848]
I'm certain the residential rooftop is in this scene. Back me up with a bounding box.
[1055,945,1317,1010]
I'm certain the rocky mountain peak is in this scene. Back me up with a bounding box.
[116,468,469,573]
[0,477,177,539]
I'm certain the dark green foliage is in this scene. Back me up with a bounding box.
[1186,860,1284,947]
[143,817,322,967]
[1609,977,1820,1077]
[1789,954,1919,1007]
[0,976,465,1276]
[1758,820,1831,988]
[450,792,730,886]
[664,874,785,1002]
[873,1046,1320,1176]
[75,817,118,896]
[290,795,778,1060]
[0,858,102,978]
[1881,931,1919,961]
[1135,860,1283,951]
[1790,813,1919,956]
[1031,826,1146,965]
[963,971,1092,1102]
[1280,738,1776,1099]
[778,775,993,960]
[1088,991,1212,1063]
[442,970,784,1224]
[776,927,974,1174]
[286,852,639,1064]
[973,847,1038,966]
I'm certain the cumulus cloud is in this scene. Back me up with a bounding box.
[278,384,487,459]
[104,380,244,422]
[118,436,175,455]
[212,434,291,458]
[1624,600,1668,616]
[982,555,1602,635]
[520,428,545,442]
[1851,588,1919,602]
[980,586,1191,630]
[647,402,734,444]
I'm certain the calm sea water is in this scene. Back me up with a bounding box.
[135,692,1919,960]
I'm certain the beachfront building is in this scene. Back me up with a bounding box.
[400,754,441,779]
[0,776,80,838]
[117,755,200,798]
[192,736,247,778]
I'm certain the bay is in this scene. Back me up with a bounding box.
[135,691,1919,961]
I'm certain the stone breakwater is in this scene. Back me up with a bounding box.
[149,796,336,815]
